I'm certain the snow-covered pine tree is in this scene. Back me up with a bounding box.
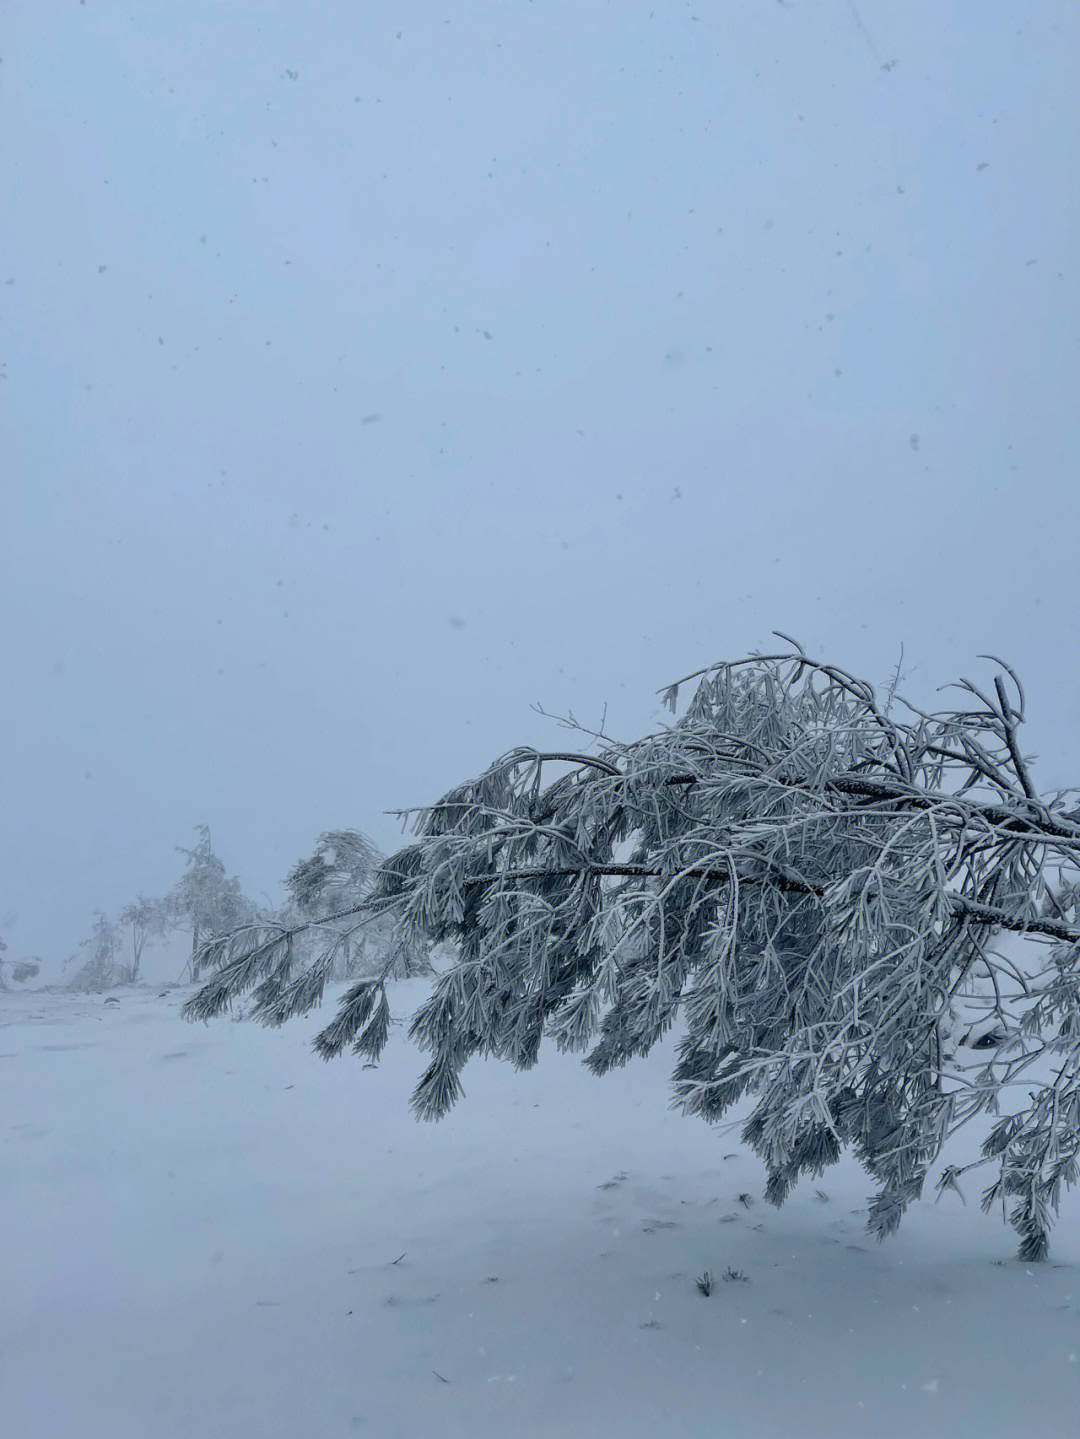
[67,912,125,992]
[170,826,260,979]
[282,829,431,982]
[117,896,174,983]
[183,637,1080,1260]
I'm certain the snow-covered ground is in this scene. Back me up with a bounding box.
[4,976,1079,1439]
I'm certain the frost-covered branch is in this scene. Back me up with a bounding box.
[185,637,1080,1258]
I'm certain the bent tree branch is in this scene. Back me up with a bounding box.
[184,639,1080,1259]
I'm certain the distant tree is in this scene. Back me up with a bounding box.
[286,830,383,918]
[117,896,175,982]
[68,912,125,992]
[0,938,37,987]
[0,920,36,988]
[57,828,258,992]
[283,830,431,981]
[184,638,1080,1260]
[169,826,260,978]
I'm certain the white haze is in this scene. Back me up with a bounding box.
[2,6,1077,962]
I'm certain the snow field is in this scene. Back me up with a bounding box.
[3,978,1078,1438]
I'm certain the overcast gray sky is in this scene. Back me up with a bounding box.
[2,1,1077,972]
